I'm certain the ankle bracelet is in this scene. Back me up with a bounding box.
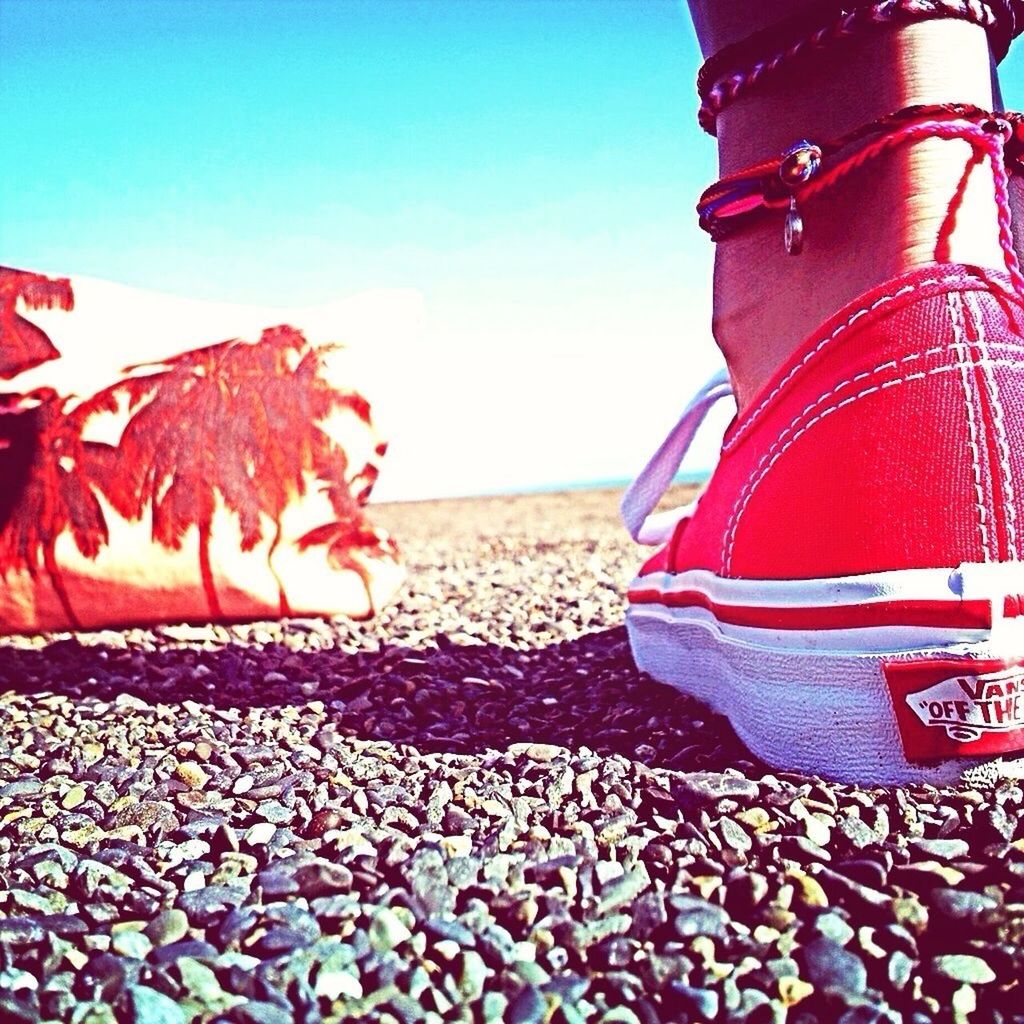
[697,0,1024,135]
[696,103,1024,294]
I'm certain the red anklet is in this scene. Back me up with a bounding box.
[696,103,1024,294]
[697,0,1024,135]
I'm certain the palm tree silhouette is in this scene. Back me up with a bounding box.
[297,512,400,618]
[79,326,378,618]
[0,268,74,380]
[0,388,108,628]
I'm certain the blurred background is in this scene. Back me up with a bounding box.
[4,0,1023,501]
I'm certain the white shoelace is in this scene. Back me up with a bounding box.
[620,368,734,545]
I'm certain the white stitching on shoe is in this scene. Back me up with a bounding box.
[965,290,1020,561]
[723,275,969,453]
[948,292,993,563]
[721,357,1024,574]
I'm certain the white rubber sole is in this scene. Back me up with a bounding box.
[626,563,1024,786]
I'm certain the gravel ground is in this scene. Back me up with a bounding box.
[1,486,1022,1024]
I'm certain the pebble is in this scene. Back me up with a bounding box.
[369,907,412,952]
[670,895,730,940]
[111,930,153,959]
[61,785,87,809]
[174,761,210,789]
[931,954,996,985]
[144,909,189,946]
[674,772,759,804]
[506,983,548,1024]
[931,888,999,924]
[802,937,867,996]
[244,822,276,846]
[128,985,186,1024]
[814,911,855,946]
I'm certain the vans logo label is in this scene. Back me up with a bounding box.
[884,659,1024,762]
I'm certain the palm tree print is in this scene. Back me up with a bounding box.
[79,325,383,617]
[0,268,73,380]
[0,388,108,627]
[297,513,399,618]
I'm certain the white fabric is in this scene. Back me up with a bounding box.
[620,368,733,544]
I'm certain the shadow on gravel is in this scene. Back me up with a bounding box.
[0,626,761,775]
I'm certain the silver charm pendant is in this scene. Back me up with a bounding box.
[784,196,804,256]
[779,140,820,256]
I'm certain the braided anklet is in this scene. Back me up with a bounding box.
[697,0,1024,135]
[695,103,1024,295]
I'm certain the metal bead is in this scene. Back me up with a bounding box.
[982,117,1013,142]
[779,140,822,187]
[784,196,804,256]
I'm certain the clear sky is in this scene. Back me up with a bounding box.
[3,1,1024,500]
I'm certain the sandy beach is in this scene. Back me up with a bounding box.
[1,485,1022,1023]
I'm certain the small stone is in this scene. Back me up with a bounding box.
[176,957,242,1014]
[670,895,729,940]
[931,888,999,925]
[814,912,855,946]
[150,940,219,965]
[789,869,828,909]
[177,885,247,927]
[144,909,189,947]
[908,838,969,861]
[838,815,877,850]
[244,822,276,846]
[0,779,42,797]
[893,862,965,889]
[232,1000,294,1024]
[315,964,363,1000]
[932,955,996,985]
[888,950,914,990]
[668,983,720,1020]
[307,809,343,837]
[458,950,489,1000]
[61,785,87,810]
[791,801,831,846]
[369,907,412,952]
[952,982,977,1021]
[802,937,867,996]
[506,983,548,1023]
[779,977,814,1007]
[112,930,153,959]
[719,817,752,853]
[674,772,759,804]
[440,834,473,858]
[482,991,509,1022]
[113,801,178,834]
[128,985,186,1024]
[174,762,210,790]
[598,864,651,915]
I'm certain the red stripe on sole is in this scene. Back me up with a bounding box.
[627,587,993,631]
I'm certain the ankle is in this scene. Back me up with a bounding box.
[710,20,1004,410]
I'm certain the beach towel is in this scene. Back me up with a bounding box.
[0,266,405,633]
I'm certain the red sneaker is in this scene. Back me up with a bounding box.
[623,263,1024,785]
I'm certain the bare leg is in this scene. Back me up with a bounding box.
[688,3,1005,409]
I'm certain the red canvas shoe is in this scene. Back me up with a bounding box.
[622,263,1024,785]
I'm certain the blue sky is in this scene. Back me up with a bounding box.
[3,1,1024,499]
[2,0,706,301]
